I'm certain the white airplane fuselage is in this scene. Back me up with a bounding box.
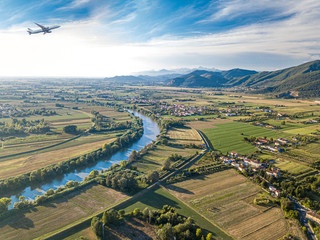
[27,24,60,35]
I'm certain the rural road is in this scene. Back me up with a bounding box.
[289,196,317,240]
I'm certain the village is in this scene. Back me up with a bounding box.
[220,151,282,197]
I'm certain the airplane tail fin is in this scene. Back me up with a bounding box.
[27,28,32,35]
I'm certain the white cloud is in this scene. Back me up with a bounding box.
[0,0,319,77]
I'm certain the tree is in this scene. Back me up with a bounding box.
[91,217,103,239]
[133,208,141,217]
[88,170,99,180]
[206,233,213,240]
[157,223,174,240]
[147,170,159,184]
[63,125,77,134]
[0,197,11,213]
[196,228,202,239]
[162,158,171,171]
[46,189,54,196]
[120,160,127,167]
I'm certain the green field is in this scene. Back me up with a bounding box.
[202,121,290,154]
[116,186,231,240]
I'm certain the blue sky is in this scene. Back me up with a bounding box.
[0,0,319,76]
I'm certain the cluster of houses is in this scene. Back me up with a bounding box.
[159,103,208,117]
[221,151,281,177]
[254,138,292,153]
[221,151,282,197]
[0,104,16,118]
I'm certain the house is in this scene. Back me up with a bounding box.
[238,166,247,172]
[269,186,281,197]
[230,151,238,157]
[277,138,289,145]
[266,170,281,178]
[258,138,269,144]
[231,162,240,168]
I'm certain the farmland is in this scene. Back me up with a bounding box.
[0,104,132,179]
[132,126,203,173]
[0,80,319,240]
[201,122,289,154]
[167,169,306,240]
[0,184,127,240]
[115,186,231,240]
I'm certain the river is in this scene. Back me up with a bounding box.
[6,111,160,209]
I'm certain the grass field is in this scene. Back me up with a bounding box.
[167,169,306,240]
[202,121,290,154]
[132,145,197,173]
[167,127,203,145]
[0,184,127,240]
[133,126,202,173]
[115,186,231,240]
[284,125,320,135]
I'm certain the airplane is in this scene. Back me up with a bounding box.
[27,23,60,35]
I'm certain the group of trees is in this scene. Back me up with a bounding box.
[0,118,50,136]
[280,198,299,219]
[10,108,56,118]
[100,170,139,194]
[91,205,212,240]
[89,110,137,132]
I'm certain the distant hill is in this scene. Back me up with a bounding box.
[233,60,320,97]
[168,69,257,87]
[104,74,182,83]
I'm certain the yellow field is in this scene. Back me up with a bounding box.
[0,184,127,240]
[0,138,115,180]
[167,127,203,145]
[186,119,232,130]
[167,169,306,240]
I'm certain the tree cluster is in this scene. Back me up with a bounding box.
[0,118,50,137]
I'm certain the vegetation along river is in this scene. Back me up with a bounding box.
[6,111,160,209]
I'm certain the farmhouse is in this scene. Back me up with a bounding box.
[277,138,289,145]
[269,186,281,197]
[266,169,281,178]
[230,151,238,157]
[258,138,269,144]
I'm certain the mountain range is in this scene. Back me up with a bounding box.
[104,60,320,98]
[168,60,320,98]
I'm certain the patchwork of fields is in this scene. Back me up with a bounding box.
[0,184,127,240]
[167,169,306,240]
[133,126,203,173]
[116,186,231,240]
[0,106,132,179]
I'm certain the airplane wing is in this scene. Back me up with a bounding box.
[34,22,46,30]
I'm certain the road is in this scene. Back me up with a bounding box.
[289,196,317,240]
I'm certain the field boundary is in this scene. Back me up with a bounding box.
[159,184,232,239]
[0,134,82,160]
